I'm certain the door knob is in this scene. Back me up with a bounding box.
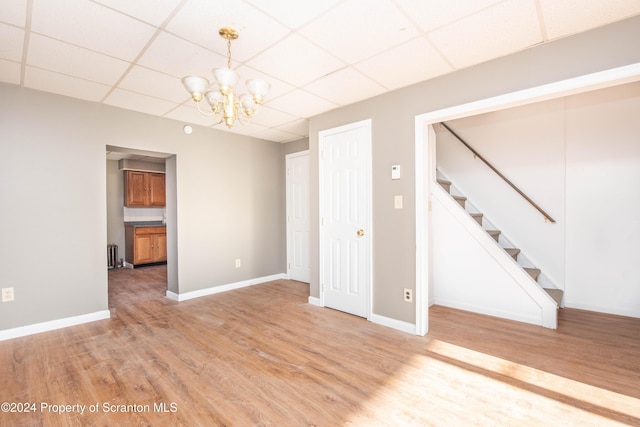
[357,229,365,237]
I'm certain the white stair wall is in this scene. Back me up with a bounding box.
[431,183,558,328]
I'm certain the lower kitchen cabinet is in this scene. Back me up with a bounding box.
[125,225,167,267]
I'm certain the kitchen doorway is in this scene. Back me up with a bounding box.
[106,146,177,306]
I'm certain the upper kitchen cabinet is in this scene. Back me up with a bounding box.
[124,170,166,207]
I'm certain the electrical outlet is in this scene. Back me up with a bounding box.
[403,288,412,303]
[235,259,241,268]
[2,287,15,302]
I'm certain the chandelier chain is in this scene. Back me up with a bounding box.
[227,38,232,69]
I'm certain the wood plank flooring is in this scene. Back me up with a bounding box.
[1,265,639,426]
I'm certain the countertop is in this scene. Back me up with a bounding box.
[124,221,166,228]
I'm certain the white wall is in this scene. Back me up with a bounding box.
[436,81,640,318]
[565,82,640,317]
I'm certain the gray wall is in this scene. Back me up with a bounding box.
[0,84,284,330]
[309,16,640,324]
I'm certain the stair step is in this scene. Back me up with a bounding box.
[470,212,483,225]
[452,195,466,208]
[486,229,501,242]
[437,179,451,193]
[544,288,564,307]
[505,248,520,260]
[524,267,541,281]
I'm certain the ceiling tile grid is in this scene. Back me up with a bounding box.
[0,0,639,142]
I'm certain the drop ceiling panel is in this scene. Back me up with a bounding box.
[234,65,295,100]
[0,0,27,27]
[27,34,130,84]
[0,58,21,84]
[253,127,299,143]
[249,105,298,128]
[138,31,228,79]
[31,0,156,61]
[93,0,182,26]
[0,23,24,62]
[118,66,190,103]
[245,0,342,29]
[305,67,386,106]
[25,66,111,101]
[298,0,419,64]
[429,0,542,69]
[163,104,220,127]
[356,37,453,90]
[539,0,640,39]
[266,89,337,118]
[103,88,176,116]
[248,33,345,87]
[395,0,504,32]
[276,118,309,137]
[166,0,289,62]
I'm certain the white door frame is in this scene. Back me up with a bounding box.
[286,150,310,282]
[414,63,640,336]
[319,119,373,319]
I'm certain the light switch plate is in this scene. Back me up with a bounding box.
[394,195,403,209]
[391,165,401,180]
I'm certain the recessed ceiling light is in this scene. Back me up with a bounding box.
[183,125,193,135]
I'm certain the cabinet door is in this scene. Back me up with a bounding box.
[125,171,149,206]
[149,173,166,207]
[154,233,167,262]
[134,234,155,264]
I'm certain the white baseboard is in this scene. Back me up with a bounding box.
[370,313,416,335]
[0,310,111,342]
[166,273,287,302]
[308,296,322,307]
[434,297,541,326]
[564,301,640,319]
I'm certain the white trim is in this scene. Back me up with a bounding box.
[370,313,416,335]
[165,273,287,302]
[414,63,640,334]
[308,296,322,307]
[564,302,640,319]
[433,297,541,326]
[0,310,111,342]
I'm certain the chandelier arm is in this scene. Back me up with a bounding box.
[195,100,217,116]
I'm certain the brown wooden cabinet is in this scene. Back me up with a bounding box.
[125,225,167,267]
[124,170,166,207]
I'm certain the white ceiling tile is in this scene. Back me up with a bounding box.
[266,89,337,118]
[305,67,386,105]
[165,0,289,62]
[24,66,111,101]
[356,37,453,90]
[395,0,504,32]
[103,88,177,116]
[118,66,190,103]
[27,34,129,84]
[234,65,294,100]
[277,118,309,138]
[0,23,24,61]
[539,0,640,40]
[245,0,342,29]
[0,58,21,84]
[138,31,228,79]
[429,0,542,69]
[31,0,156,61]
[163,104,220,127]
[298,0,419,63]
[0,0,27,27]
[249,105,298,128]
[224,120,270,137]
[247,33,344,87]
[252,127,299,143]
[93,0,182,26]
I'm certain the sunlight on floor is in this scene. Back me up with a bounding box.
[345,339,640,426]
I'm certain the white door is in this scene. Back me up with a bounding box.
[286,151,310,283]
[319,119,372,318]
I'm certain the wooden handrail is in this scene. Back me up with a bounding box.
[440,122,556,223]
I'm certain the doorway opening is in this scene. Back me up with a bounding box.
[106,145,177,308]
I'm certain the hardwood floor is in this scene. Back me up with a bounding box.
[1,265,639,426]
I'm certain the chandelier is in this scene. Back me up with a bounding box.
[181,27,270,128]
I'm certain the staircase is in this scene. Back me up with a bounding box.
[437,176,564,307]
